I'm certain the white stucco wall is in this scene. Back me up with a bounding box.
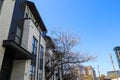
[0,0,16,70]
[22,19,39,80]
[10,60,31,80]
[22,5,46,53]
[22,19,47,80]
[24,60,31,80]
[21,5,47,80]
[22,5,39,52]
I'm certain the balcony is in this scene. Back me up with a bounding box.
[3,40,33,60]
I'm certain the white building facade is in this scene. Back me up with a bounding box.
[0,0,48,80]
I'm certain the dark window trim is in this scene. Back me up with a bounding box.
[0,0,3,13]
[32,36,37,54]
[39,45,44,70]
[30,36,37,79]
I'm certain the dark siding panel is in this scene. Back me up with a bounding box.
[8,0,26,44]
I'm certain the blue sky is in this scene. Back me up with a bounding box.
[32,0,120,76]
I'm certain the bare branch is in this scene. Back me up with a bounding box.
[45,27,96,80]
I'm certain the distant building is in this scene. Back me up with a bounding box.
[85,66,96,80]
[112,78,120,80]
[107,70,120,77]
[114,46,120,69]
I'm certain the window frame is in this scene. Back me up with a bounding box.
[32,37,38,54]
[39,45,44,70]
[30,37,38,80]
[30,65,35,80]
[0,0,3,13]
[15,27,21,44]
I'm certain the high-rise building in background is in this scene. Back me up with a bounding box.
[107,70,120,77]
[114,46,120,69]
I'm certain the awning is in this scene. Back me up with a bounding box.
[3,40,33,60]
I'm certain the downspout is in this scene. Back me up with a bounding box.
[42,46,46,80]
[42,36,46,80]
[34,29,42,80]
[36,30,42,80]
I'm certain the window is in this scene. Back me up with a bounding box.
[30,65,35,80]
[30,37,37,80]
[32,37,37,54]
[0,0,3,12]
[15,27,21,44]
[39,45,44,70]
[0,0,2,7]
[41,32,46,37]
[25,12,28,18]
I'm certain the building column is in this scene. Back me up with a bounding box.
[10,60,31,80]
[35,47,39,80]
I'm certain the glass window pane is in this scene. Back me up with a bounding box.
[32,37,37,54]
[0,0,2,6]
[32,46,34,53]
[15,36,20,44]
[34,47,36,54]
[32,38,34,45]
[35,40,37,47]
[39,45,44,70]
[30,65,35,80]
[35,48,36,54]
[14,27,21,44]
[0,0,3,10]
[16,27,21,37]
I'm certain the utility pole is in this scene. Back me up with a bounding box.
[110,53,118,79]
[97,65,101,80]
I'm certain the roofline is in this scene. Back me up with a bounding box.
[25,1,47,32]
[44,36,55,49]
